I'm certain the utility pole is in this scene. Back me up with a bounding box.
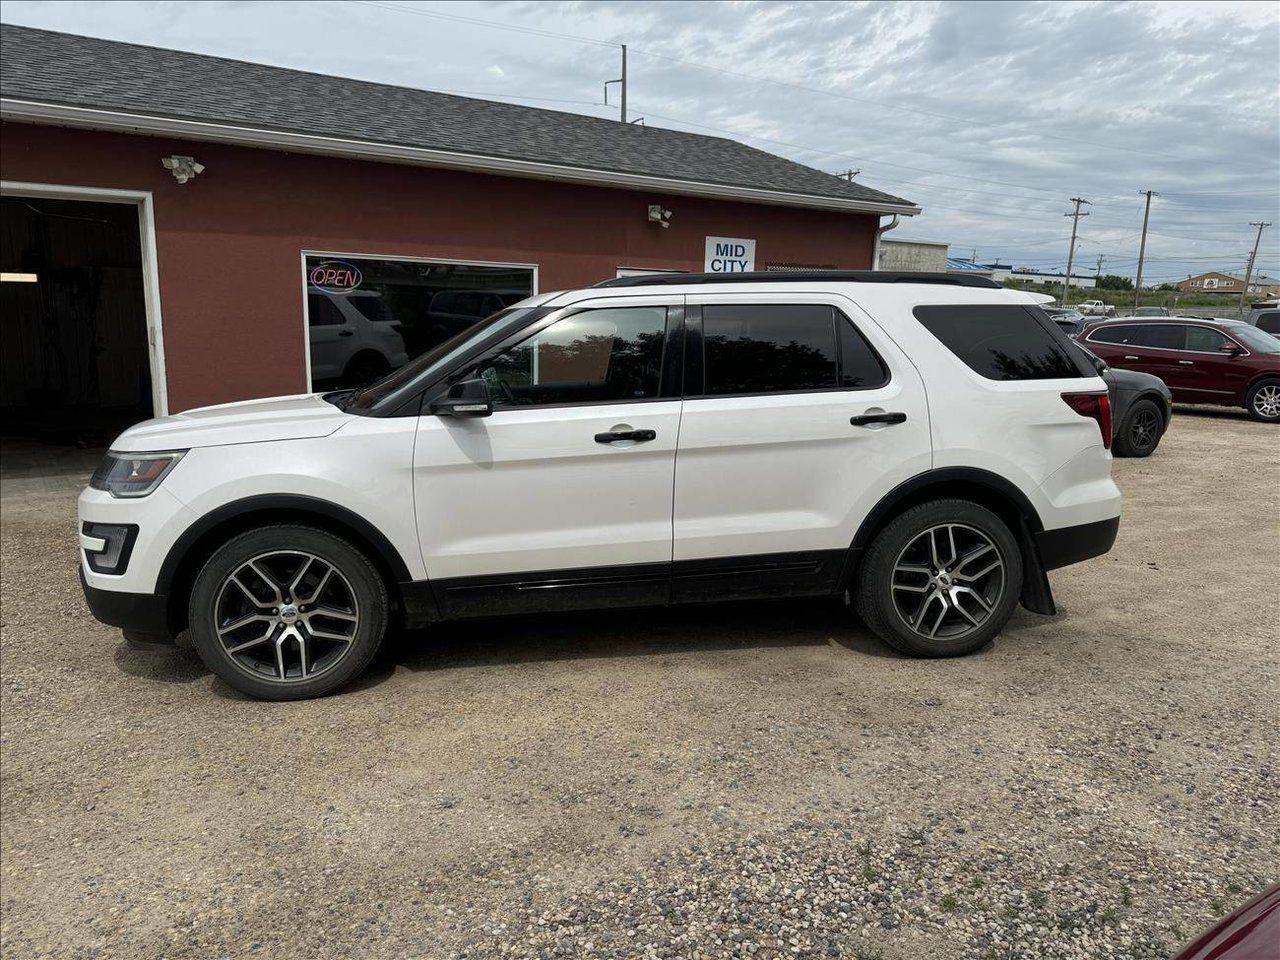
[604,44,627,122]
[837,169,860,181]
[1238,220,1272,317]
[1061,197,1090,306]
[1133,189,1158,312]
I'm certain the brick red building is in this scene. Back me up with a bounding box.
[0,25,917,438]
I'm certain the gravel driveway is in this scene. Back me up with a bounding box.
[1,407,1276,960]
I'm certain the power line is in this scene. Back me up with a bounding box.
[354,0,1199,162]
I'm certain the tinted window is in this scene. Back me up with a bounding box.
[307,294,345,327]
[838,312,888,388]
[1257,312,1280,334]
[1088,324,1139,344]
[1184,326,1227,352]
[1131,324,1185,349]
[702,304,838,394]
[481,306,667,407]
[913,305,1087,381]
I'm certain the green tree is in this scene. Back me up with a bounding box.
[1096,274,1134,291]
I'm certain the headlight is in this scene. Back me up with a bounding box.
[89,450,186,498]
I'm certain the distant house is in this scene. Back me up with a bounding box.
[1178,271,1279,297]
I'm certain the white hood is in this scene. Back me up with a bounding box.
[112,393,350,452]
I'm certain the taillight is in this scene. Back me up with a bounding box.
[1061,391,1112,449]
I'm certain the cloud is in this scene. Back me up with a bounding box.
[2,0,1276,277]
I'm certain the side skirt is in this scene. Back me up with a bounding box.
[410,550,847,623]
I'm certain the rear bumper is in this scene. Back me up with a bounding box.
[79,569,171,638]
[1034,515,1120,570]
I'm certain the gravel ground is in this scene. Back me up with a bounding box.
[1,407,1276,959]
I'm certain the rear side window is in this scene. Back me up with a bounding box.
[1088,324,1138,344]
[703,304,837,394]
[1130,324,1185,349]
[913,305,1088,381]
[1257,312,1280,334]
[699,304,886,395]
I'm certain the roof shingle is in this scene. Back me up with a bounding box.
[0,24,915,212]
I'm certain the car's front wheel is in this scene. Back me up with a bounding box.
[188,525,388,700]
[854,499,1023,657]
[1245,378,1280,423]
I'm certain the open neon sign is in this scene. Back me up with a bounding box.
[308,259,362,295]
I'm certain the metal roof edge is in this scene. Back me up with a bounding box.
[1,98,922,217]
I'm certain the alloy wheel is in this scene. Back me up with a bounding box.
[890,523,1005,641]
[1253,384,1280,420]
[213,551,360,683]
[1130,408,1160,450]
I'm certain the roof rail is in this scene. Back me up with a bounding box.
[593,270,1003,289]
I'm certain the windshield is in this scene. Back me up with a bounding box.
[341,306,550,413]
[1221,321,1280,353]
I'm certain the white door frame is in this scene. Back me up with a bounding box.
[1,180,169,416]
[298,249,539,392]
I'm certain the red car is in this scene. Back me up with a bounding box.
[1172,884,1280,960]
[1080,317,1280,422]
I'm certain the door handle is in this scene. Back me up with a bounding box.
[338,330,354,337]
[1178,360,1194,365]
[594,429,656,444]
[850,412,907,427]
[1124,355,1139,360]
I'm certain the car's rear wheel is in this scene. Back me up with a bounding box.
[1113,398,1164,457]
[188,525,388,700]
[854,499,1023,657]
[1245,379,1280,423]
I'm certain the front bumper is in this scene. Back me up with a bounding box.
[1034,515,1120,570]
[79,569,171,638]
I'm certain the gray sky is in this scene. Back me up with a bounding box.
[4,0,1278,282]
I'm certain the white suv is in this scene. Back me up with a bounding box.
[79,272,1121,700]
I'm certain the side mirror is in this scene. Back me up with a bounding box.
[1088,354,1108,375]
[430,378,493,418]
[1219,342,1244,356]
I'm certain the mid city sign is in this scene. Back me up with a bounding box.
[704,236,756,273]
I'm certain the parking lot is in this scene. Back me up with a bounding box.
[0,408,1275,960]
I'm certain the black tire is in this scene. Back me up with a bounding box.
[1245,378,1280,423]
[343,352,391,388]
[854,499,1023,658]
[1112,398,1164,457]
[187,525,388,700]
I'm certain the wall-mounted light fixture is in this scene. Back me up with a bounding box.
[161,155,205,184]
[0,272,39,283]
[647,204,672,229]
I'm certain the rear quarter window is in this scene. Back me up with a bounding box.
[913,304,1091,381]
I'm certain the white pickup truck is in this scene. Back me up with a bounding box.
[1077,300,1116,317]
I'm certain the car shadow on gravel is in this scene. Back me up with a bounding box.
[108,598,901,697]
[352,597,901,690]
[1171,403,1252,421]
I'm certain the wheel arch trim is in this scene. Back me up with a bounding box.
[157,494,414,601]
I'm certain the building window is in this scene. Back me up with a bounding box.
[303,254,535,389]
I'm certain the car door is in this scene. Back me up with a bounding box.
[412,295,682,616]
[671,294,931,601]
[1181,324,1250,401]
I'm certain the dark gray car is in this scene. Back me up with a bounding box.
[1074,342,1172,457]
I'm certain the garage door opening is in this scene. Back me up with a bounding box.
[1,195,153,446]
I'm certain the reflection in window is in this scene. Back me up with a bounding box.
[702,304,838,394]
[1183,326,1226,352]
[914,305,1087,381]
[481,307,667,407]
[305,256,534,389]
